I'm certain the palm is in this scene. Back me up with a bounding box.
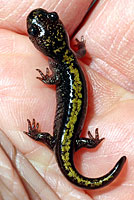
[0,0,133,199]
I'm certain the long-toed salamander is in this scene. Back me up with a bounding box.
[25,8,126,189]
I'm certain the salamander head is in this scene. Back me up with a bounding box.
[27,8,69,60]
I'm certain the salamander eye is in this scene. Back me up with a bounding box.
[48,12,59,21]
[28,24,40,37]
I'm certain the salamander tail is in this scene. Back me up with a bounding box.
[62,156,126,189]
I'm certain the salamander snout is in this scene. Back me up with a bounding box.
[27,8,68,59]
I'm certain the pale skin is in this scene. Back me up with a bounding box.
[0,0,133,199]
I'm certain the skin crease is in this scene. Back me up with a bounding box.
[0,0,133,199]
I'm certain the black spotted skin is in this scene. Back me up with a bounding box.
[25,8,126,189]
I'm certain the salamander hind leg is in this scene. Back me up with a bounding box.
[24,119,56,151]
[74,128,126,189]
[75,128,104,151]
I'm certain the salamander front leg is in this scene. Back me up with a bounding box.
[36,60,60,85]
[75,128,104,152]
[75,36,86,58]
[24,119,56,151]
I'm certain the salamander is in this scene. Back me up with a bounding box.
[25,8,126,189]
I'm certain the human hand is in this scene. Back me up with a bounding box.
[0,0,132,199]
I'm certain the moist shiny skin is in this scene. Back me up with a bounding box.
[25,8,126,189]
